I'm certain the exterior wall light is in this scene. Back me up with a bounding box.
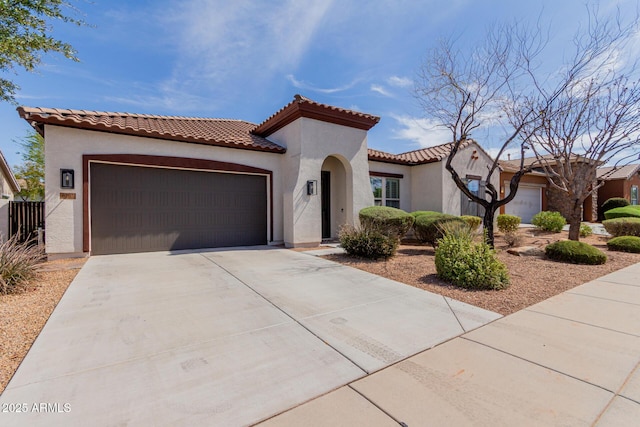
[61,169,74,189]
[306,180,317,196]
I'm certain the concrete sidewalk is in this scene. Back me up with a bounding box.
[259,262,640,426]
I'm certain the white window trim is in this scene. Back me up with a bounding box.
[370,176,401,208]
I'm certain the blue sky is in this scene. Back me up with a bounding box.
[1,0,638,168]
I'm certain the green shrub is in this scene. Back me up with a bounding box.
[411,210,442,218]
[601,197,630,214]
[532,211,566,232]
[0,236,46,295]
[603,205,640,220]
[497,214,521,233]
[607,236,640,253]
[602,217,640,237]
[359,206,414,238]
[460,215,482,231]
[413,213,466,246]
[435,232,509,290]
[545,240,607,265]
[339,225,399,260]
[579,223,593,238]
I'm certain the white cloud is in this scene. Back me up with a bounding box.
[158,0,335,96]
[391,114,452,147]
[388,75,412,88]
[286,74,360,94]
[370,84,392,97]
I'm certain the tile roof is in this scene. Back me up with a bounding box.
[597,164,640,180]
[368,140,474,165]
[499,154,602,172]
[17,107,286,153]
[253,94,380,136]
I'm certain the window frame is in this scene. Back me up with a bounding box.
[370,175,401,208]
[632,185,638,205]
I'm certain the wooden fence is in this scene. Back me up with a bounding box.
[9,201,45,244]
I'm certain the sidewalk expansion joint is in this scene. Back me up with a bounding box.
[524,308,640,338]
[348,384,409,426]
[460,336,618,395]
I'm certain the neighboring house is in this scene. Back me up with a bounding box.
[500,156,640,223]
[18,95,497,257]
[0,150,22,240]
[597,164,640,216]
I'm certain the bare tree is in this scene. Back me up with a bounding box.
[417,9,640,245]
[415,24,545,246]
[519,11,640,240]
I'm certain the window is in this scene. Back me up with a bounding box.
[632,185,638,205]
[370,176,400,208]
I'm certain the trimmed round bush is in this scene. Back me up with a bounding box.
[603,205,640,220]
[339,226,398,259]
[532,211,566,232]
[607,236,640,253]
[435,233,509,290]
[460,215,482,231]
[497,214,521,233]
[602,217,640,237]
[411,210,442,218]
[545,240,607,265]
[413,213,466,246]
[579,223,593,238]
[359,206,414,238]
[601,197,629,214]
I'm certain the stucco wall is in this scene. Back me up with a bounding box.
[268,117,372,246]
[444,144,500,215]
[0,173,15,200]
[0,199,9,241]
[411,162,443,212]
[43,125,284,255]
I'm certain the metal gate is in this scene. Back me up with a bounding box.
[9,201,45,243]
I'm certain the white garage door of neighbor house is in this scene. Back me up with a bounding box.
[90,163,268,255]
[505,186,541,224]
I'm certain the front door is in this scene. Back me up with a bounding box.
[321,171,331,239]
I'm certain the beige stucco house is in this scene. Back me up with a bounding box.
[18,95,497,257]
[0,150,22,240]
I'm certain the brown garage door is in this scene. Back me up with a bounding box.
[90,163,267,255]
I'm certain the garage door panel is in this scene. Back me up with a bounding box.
[90,163,267,255]
[505,186,542,223]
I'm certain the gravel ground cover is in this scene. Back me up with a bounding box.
[0,258,86,393]
[323,230,640,316]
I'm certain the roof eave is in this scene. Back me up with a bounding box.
[253,99,380,137]
[18,109,286,154]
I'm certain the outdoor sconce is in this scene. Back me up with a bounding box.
[306,180,317,196]
[60,169,74,189]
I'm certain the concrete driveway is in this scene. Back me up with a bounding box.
[0,247,500,426]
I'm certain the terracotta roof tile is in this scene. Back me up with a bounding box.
[597,164,640,180]
[253,94,380,136]
[368,140,473,165]
[17,107,286,153]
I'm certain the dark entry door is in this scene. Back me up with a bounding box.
[321,171,331,239]
[90,163,267,255]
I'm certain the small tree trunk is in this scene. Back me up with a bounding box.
[567,210,582,241]
[483,206,498,248]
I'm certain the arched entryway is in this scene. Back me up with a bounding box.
[320,155,351,239]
